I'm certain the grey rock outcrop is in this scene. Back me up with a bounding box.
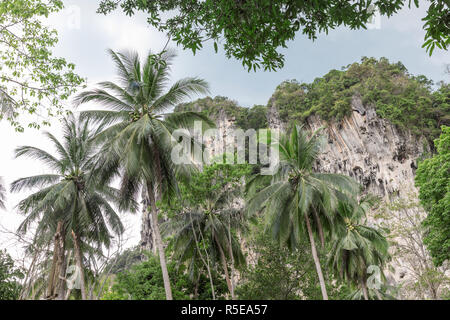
[301,95,429,201]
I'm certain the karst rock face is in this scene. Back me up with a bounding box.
[302,95,427,201]
[206,94,428,201]
[204,95,441,298]
[205,108,238,159]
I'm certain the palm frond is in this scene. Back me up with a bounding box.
[14,146,62,172]
[10,174,61,193]
[151,78,209,114]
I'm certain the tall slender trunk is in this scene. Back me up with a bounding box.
[360,277,369,300]
[304,213,328,300]
[214,233,233,299]
[65,289,72,300]
[191,213,216,300]
[374,289,383,300]
[227,219,236,300]
[47,238,58,298]
[63,250,73,300]
[55,230,66,300]
[147,182,173,300]
[312,208,325,249]
[20,249,39,299]
[140,190,156,255]
[72,230,87,300]
[193,272,201,299]
[47,220,64,299]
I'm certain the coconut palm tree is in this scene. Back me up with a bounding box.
[246,125,359,300]
[11,115,128,300]
[168,207,245,299]
[163,162,249,299]
[328,199,390,300]
[74,48,211,300]
[0,177,6,209]
[165,166,246,299]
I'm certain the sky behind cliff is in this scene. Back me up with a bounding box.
[49,0,449,107]
[0,0,449,255]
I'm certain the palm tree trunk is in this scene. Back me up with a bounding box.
[312,208,325,249]
[191,213,216,300]
[147,182,173,300]
[65,289,72,300]
[63,250,73,300]
[227,218,236,300]
[194,272,201,299]
[47,220,64,299]
[47,247,57,298]
[304,213,328,300]
[140,190,156,255]
[72,230,87,300]
[374,289,383,300]
[55,230,66,300]
[20,248,39,299]
[47,239,58,298]
[214,233,234,299]
[360,277,369,300]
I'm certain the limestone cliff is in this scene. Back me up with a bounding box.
[195,94,429,201]
[266,94,446,299]
[198,94,446,299]
[298,95,428,201]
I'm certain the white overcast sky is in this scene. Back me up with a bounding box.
[0,0,449,258]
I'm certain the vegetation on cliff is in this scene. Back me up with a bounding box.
[176,58,449,143]
[175,96,268,130]
[270,57,449,140]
